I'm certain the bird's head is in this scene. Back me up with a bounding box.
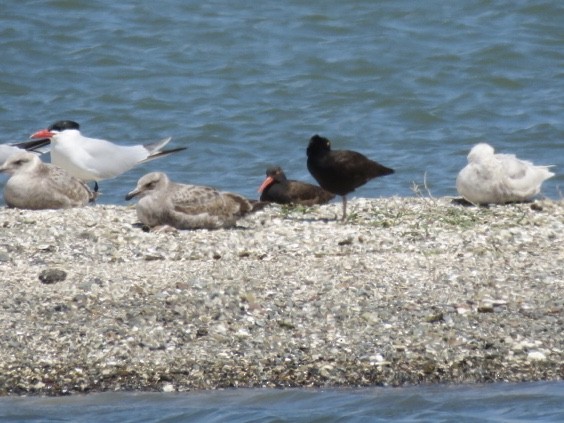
[125,172,169,201]
[0,151,41,175]
[30,120,80,139]
[306,134,332,157]
[258,166,287,192]
[467,143,495,163]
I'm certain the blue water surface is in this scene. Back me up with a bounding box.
[0,382,563,422]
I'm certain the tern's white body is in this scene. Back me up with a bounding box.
[456,143,554,205]
[49,129,172,182]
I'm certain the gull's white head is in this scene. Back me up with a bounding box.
[125,172,170,201]
[0,151,41,175]
[467,143,495,163]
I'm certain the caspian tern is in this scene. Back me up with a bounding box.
[0,138,51,165]
[456,143,555,205]
[0,151,96,209]
[125,172,260,230]
[30,120,186,190]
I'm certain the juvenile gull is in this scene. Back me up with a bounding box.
[306,134,394,220]
[0,138,51,164]
[30,120,186,191]
[258,165,335,206]
[126,172,258,230]
[0,151,96,209]
[456,143,555,205]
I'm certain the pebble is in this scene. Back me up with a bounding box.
[38,268,67,284]
[527,351,548,361]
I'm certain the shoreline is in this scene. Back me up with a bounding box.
[0,197,562,395]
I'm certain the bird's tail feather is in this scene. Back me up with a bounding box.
[143,137,172,154]
[141,146,187,163]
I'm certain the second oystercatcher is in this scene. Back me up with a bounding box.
[306,134,394,220]
[258,166,335,206]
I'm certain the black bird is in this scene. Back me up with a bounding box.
[306,135,394,220]
[258,166,335,206]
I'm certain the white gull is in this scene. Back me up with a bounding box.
[456,143,555,205]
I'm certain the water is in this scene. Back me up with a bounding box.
[1,0,562,205]
[1,0,563,419]
[1,382,563,422]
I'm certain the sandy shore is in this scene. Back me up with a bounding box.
[0,197,562,395]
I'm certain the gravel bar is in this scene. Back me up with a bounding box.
[0,197,562,395]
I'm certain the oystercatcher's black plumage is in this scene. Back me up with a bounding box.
[258,166,335,206]
[306,135,394,219]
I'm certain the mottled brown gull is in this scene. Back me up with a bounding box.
[456,143,555,205]
[0,151,97,209]
[125,172,258,230]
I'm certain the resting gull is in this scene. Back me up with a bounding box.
[0,151,96,209]
[456,143,554,205]
[125,172,259,230]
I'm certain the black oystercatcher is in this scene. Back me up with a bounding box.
[258,166,335,206]
[306,134,394,220]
